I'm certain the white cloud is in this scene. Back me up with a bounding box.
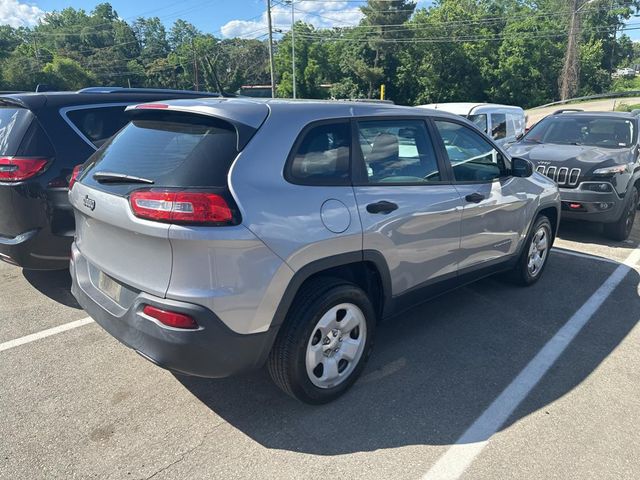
[0,0,45,28]
[220,0,364,39]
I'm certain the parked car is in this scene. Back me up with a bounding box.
[0,87,222,270]
[508,111,640,241]
[417,103,526,147]
[69,98,560,404]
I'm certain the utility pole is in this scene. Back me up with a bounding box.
[291,0,296,99]
[560,0,581,100]
[560,0,597,100]
[267,0,276,98]
[192,39,199,91]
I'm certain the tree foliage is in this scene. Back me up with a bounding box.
[0,1,638,108]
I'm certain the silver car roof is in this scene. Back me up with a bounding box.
[126,97,460,128]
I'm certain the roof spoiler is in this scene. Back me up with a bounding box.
[126,101,268,151]
[552,108,583,114]
[77,87,235,97]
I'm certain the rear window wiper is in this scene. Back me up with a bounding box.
[93,171,154,184]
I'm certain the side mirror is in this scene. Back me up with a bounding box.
[512,157,533,178]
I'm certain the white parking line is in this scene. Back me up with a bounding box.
[422,245,640,480]
[0,317,93,353]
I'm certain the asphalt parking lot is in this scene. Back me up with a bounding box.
[1,221,639,480]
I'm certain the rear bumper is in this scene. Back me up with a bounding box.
[70,245,277,378]
[0,183,74,270]
[0,228,72,270]
[559,187,625,223]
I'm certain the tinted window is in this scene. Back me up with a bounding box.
[434,120,509,182]
[491,113,506,140]
[467,114,488,134]
[357,119,441,184]
[81,114,238,194]
[525,116,635,148]
[66,106,130,148]
[288,122,350,184]
[0,107,33,156]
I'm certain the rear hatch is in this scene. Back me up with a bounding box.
[0,104,54,238]
[70,106,262,300]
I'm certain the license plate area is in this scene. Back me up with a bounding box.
[98,271,123,303]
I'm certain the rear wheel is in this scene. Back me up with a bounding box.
[508,215,553,286]
[604,186,638,241]
[268,278,376,404]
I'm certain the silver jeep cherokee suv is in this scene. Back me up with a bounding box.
[69,98,560,404]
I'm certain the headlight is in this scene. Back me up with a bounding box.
[592,165,629,175]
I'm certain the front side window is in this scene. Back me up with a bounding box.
[288,122,350,185]
[434,120,510,182]
[357,119,441,184]
[491,113,507,140]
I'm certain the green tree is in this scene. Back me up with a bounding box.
[42,56,96,90]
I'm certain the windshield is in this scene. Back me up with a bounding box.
[524,116,636,148]
[467,114,488,134]
[80,113,239,195]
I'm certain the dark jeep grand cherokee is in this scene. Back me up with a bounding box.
[508,111,640,240]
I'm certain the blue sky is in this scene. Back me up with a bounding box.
[2,0,640,40]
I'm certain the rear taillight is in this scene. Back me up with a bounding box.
[68,164,84,190]
[142,305,199,329]
[129,189,234,225]
[0,157,48,182]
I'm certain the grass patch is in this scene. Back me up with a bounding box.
[615,102,640,112]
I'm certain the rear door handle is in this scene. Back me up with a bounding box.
[465,193,485,204]
[366,201,398,214]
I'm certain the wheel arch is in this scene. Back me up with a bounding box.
[271,251,392,329]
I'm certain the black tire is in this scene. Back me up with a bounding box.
[267,277,376,404]
[604,186,638,242]
[508,215,553,286]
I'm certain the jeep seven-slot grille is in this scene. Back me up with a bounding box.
[535,165,581,187]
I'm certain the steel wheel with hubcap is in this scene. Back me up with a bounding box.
[508,214,553,286]
[305,303,367,389]
[527,225,549,278]
[268,278,376,404]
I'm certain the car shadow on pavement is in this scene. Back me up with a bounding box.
[558,220,638,250]
[22,269,81,309]
[175,254,639,455]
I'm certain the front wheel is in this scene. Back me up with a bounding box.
[508,215,553,286]
[268,278,376,404]
[604,186,638,241]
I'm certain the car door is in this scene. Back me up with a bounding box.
[432,118,532,271]
[352,117,464,296]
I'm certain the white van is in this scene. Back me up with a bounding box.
[417,103,526,147]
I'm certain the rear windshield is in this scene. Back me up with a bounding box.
[0,107,34,156]
[81,114,239,194]
[524,116,636,148]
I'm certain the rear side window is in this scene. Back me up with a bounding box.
[65,106,130,148]
[81,114,239,193]
[287,122,350,185]
[0,107,34,156]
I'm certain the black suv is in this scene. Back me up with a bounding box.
[0,88,221,270]
[508,111,640,240]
